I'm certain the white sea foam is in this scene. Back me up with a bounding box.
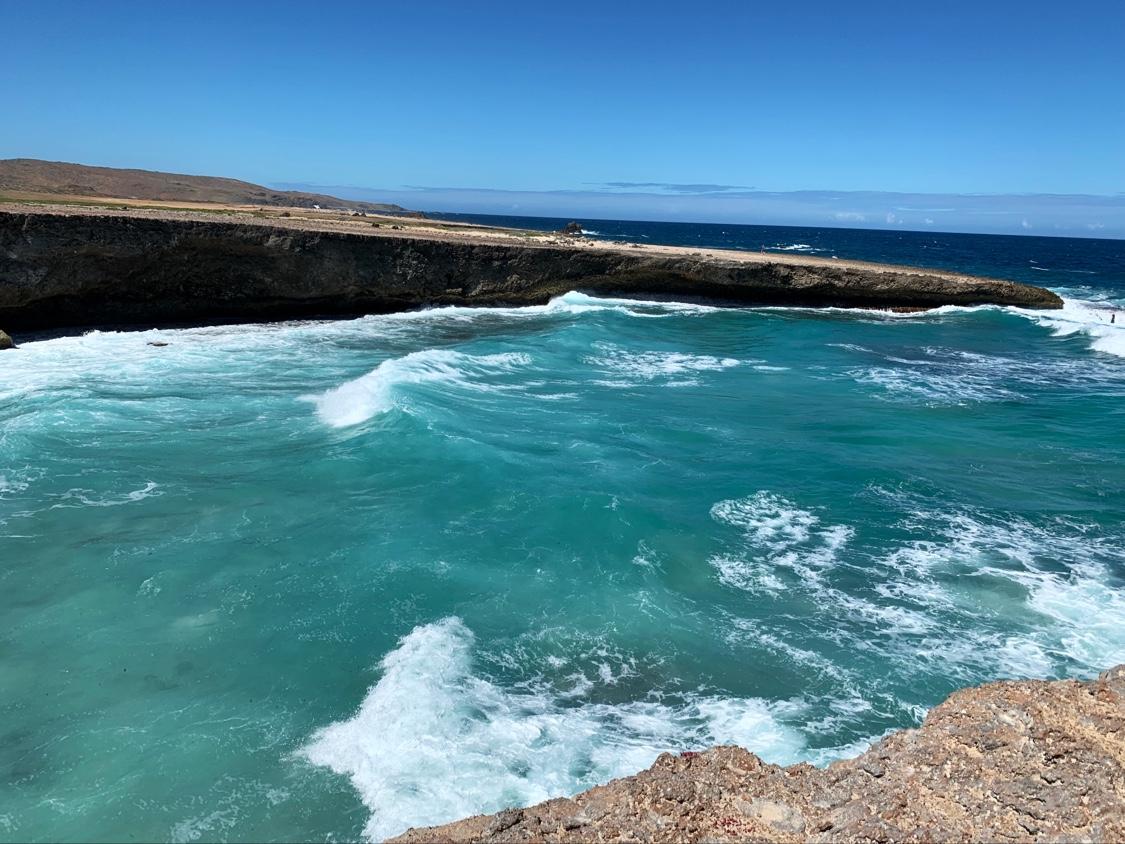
[980,565,1125,672]
[869,489,1125,675]
[709,492,854,595]
[767,243,826,253]
[50,481,162,509]
[753,302,996,320]
[1017,297,1125,359]
[365,290,720,321]
[840,337,1123,406]
[0,467,43,497]
[552,291,722,316]
[584,342,739,386]
[307,350,531,428]
[300,617,806,841]
[711,486,1125,701]
[849,365,1018,405]
[711,492,819,551]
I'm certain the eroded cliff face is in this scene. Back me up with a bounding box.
[0,210,1062,332]
[393,666,1125,843]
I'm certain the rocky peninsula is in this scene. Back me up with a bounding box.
[0,204,1061,336]
[394,666,1125,843]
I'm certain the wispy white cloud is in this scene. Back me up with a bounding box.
[277,182,1125,238]
[590,182,754,194]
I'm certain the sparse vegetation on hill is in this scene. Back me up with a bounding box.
[0,158,406,213]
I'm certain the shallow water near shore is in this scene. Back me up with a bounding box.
[2,225,1124,841]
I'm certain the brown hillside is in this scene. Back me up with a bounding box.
[0,158,406,212]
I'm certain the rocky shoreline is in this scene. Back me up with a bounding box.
[393,666,1125,843]
[0,205,1061,336]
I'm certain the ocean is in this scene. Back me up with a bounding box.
[1,219,1123,841]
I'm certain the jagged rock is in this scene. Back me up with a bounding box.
[0,207,1061,331]
[392,666,1125,843]
[0,329,12,349]
[558,221,584,236]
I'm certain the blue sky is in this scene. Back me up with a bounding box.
[2,0,1123,235]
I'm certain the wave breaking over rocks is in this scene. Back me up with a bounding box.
[393,665,1125,843]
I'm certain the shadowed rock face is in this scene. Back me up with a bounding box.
[0,210,1061,332]
[392,666,1125,843]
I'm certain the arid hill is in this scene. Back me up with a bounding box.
[0,158,406,212]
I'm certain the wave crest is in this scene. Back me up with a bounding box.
[307,350,530,428]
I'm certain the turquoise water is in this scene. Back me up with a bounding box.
[3,284,1125,840]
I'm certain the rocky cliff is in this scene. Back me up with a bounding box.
[0,207,1061,332]
[394,666,1125,843]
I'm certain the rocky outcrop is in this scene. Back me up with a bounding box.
[394,666,1125,843]
[0,208,1062,331]
[0,329,12,349]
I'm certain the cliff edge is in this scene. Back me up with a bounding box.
[0,205,1061,333]
[394,666,1125,843]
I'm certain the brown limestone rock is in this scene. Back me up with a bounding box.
[392,666,1125,843]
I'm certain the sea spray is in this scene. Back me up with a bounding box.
[300,618,807,841]
[307,350,531,428]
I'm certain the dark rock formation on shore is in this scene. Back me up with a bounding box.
[0,329,13,349]
[0,209,1061,331]
[558,221,584,236]
[393,666,1125,843]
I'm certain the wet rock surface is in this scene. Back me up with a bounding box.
[0,208,1061,332]
[393,666,1125,843]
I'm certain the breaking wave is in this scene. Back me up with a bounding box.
[300,617,806,841]
[306,350,531,427]
[1019,297,1125,359]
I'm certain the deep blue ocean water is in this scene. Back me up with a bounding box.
[437,212,1125,293]
[1,220,1123,841]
